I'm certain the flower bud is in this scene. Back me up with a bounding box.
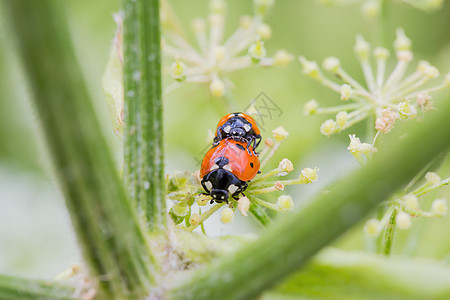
[364,219,381,238]
[273,50,294,66]
[210,79,225,97]
[170,58,186,81]
[274,181,285,191]
[431,199,447,217]
[272,126,289,141]
[303,99,319,115]
[238,196,250,216]
[424,65,439,78]
[444,73,450,87]
[254,0,274,16]
[277,195,294,212]
[394,28,411,51]
[354,35,371,61]
[299,56,320,79]
[320,119,336,136]
[248,40,267,62]
[220,207,234,223]
[189,213,201,226]
[257,23,272,40]
[397,211,411,230]
[196,194,210,206]
[361,0,380,19]
[398,100,417,120]
[299,167,319,184]
[278,158,294,173]
[403,194,419,210]
[340,84,352,101]
[336,111,348,127]
[265,138,274,147]
[425,172,441,186]
[322,57,340,73]
[213,46,226,63]
[209,0,226,14]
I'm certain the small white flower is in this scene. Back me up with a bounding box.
[278,158,294,173]
[431,199,447,217]
[299,167,319,184]
[425,172,441,186]
[340,84,352,101]
[220,207,234,224]
[238,196,251,216]
[397,211,412,230]
[304,99,319,115]
[322,56,340,73]
[336,111,348,127]
[320,119,336,136]
[189,213,201,226]
[273,50,294,66]
[272,126,289,141]
[364,219,381,238]
[403,194,419,210]
[277,195,294,211]
[210,79,225,97]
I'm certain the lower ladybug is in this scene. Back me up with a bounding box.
[200,138,260,203]
[213,112,262,154]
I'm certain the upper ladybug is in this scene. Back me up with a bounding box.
[200,138,260,203]
[213,112,262,154]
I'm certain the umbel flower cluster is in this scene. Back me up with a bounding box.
[166,127,319,232]
[102,0,293,133]
[364,171,448,238]
[317,0,444,20]
[300,28,450,163]
[163,0,293,97]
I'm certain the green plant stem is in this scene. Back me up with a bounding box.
[123,0,166,230]
[382,208,398,255]
[0,274,75,300]
[5,1,156,298]
[169,97,450,300]
[270,248,450,299]
[249,202,272,226]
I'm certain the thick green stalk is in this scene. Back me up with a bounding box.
[123,0,166,230]
[270,249,450,299]
[0,274,75,300]
[169,98,450,300]
[5,1,156,298]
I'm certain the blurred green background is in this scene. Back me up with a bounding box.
[0,0,449,280]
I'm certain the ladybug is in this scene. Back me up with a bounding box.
[200,138,260,203]
[213,112,262,154]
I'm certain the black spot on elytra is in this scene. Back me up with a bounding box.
[235,144,245,151]
[250,163,254,168]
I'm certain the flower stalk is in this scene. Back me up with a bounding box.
[123,0,166,229]
[5,0,157,297]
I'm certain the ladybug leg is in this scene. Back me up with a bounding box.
[245,137,253,156]
[210,200,215,204]
[253,135,262,154]
[213,127,223,145]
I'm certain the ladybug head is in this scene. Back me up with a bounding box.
[210,189,229,203]
[230,127,246,139]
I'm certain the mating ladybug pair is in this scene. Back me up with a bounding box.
[200,113,262,203]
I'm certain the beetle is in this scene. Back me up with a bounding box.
[213,112,262,154]
[200,138,260,203]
